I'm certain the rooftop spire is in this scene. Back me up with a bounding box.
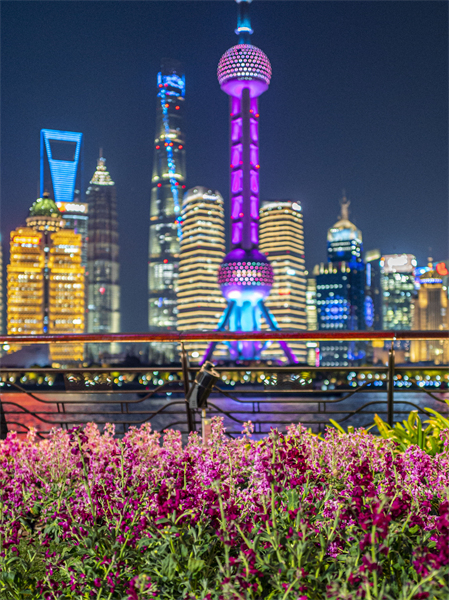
[340,190,350,221]
[235,0,253,43]
[90,156,114,186]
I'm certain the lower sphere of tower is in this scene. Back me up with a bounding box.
[218,248,274,302]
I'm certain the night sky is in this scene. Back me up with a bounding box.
[1,1,447,332]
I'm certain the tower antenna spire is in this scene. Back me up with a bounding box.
[235,0,253,43]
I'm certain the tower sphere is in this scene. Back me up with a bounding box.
[218,248,274,303]
[218,44,271,97]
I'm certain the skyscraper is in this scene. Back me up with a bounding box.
[148,59,186,362]
[259,200,307,362]
[40,129,83,203]
[411,262,448,364]
[316,194,367,366]
[86,156,120,346]
[306,274,318,366]
[0,235,3,334]
[381,254,417,330]
[204,0,295,364]
[177,187,226,360]
[7,194,85,362]
[365,249,383,331]
[56,201,89,269]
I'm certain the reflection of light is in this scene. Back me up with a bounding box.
[228,291,241,299]
[436,262,449,276]
[56,202,86,213]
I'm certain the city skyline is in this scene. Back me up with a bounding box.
[1,1,447,332]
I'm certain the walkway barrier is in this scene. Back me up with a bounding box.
[0,331,447,439]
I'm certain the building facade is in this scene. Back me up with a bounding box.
[259,200,307,362]
[316,195,367,366]
[148,59,186,362]
[7,194,85,362]
[306,275,318,365]
[86,157,120,344]
[56,201,89,269]
[411,263,448,364]
[365,249,383,331]
[381,254,417,330]
[177,187,226,360]
[40,129,83,203]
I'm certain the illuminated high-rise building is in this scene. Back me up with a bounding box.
[47,228,85,362]
[316,195,367,366]
[56,201,89,269]
[40,129,84,203]
[259,200,307,362]
[365,249,383,331]
[411,261,448,364]
[177,187,226,360]
[7,227,45,336]
[381,254,417,330]
[306,275,318,366]
[148,59,186,363]
[0,235,3,334]
[86,156,120,347]
[7,194,85,362]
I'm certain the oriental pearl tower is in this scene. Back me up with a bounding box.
[203,0,296,363]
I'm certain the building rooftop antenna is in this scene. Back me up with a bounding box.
[235,0,253,43]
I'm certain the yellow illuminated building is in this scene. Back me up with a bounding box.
[7,193,85,363]
[48,229,85,361]
[259,200,307,362]
[177,187,226,360]
[7,228,45,335]
[411,262,449,364]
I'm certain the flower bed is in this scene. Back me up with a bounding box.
[1,419,449,599]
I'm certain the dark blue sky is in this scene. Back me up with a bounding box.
[1,1,447,332]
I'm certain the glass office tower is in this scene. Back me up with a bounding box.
[40,129,83,204]
[86,156,120,355]
[148,59,186,363]
[316,194,367,366]
[381,254,416,330]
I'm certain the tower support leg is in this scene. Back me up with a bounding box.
[259,300,297,364]
[201,301,235,364]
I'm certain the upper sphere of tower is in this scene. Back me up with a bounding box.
[218,44,271,91]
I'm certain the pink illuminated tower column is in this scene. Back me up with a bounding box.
[203,0,296,363]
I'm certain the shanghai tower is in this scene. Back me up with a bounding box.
[148,59,186,362]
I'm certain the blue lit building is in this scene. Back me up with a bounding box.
[148,59,186,363]
[40,129,84,203]
[365,249,383,331]
[316,194,367,366]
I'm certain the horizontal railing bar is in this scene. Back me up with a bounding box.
[0,365,447,375]
[0,330,447,344]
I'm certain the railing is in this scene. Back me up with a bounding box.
[0,331,447,440]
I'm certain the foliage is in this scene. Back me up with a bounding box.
[0,418,449,599]
[374,408,449,456]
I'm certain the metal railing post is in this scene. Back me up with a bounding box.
[0,396,8,440]
[387,341,395,427]
[180,342,195,433]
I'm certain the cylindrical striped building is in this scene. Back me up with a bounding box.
[259,200,307,362]
[177,187,226,361]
